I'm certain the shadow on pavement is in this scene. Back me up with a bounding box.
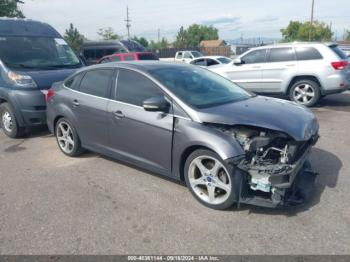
[314,92,350,112]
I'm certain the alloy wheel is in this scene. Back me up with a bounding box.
[188,155,232,205]
[56,121,75,154]
[293,84,315,105]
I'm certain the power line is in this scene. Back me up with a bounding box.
[124,6,131,38]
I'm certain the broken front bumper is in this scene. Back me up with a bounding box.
[229,135,319,208]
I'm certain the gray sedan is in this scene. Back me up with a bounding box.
[46,62,319,210]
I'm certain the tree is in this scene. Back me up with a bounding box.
[281,20,333,42]
[64,23,85,52]
[345,30,350,41]
[132,36,149,48]
[0,0,25,18]
[97,27,120,40]
[148,37,169,50]
[174,24,219,48]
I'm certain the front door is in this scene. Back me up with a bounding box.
[226,49,267,91]
[107,68,173,175]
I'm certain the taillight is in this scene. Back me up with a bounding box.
[45,89,54,103]
[331,61,348,70]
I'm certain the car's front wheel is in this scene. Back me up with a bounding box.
[0,102,24,138]
[184,149,236,210]
[55,118,83,157]
[289,80,321,107]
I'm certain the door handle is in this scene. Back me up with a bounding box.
[72,99,80,107]
[113,110,124,119]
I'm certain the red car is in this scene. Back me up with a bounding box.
[97,52,158,64]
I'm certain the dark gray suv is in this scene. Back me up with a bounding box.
[47,62,319,209]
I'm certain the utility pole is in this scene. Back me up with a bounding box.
[309,0,315,41]
[125,6,131,38]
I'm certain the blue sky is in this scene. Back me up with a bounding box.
[21,0,350,41]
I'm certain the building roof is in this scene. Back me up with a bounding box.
[200,40,227,47]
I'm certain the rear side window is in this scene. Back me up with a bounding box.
[268,48,296,62]
[330,46,347,60]
[241,49,266,64]
[296,47,323,60]
[176,52,183,59]
[116,69,163,106]
[191,59,206,66]
[64,73,83,90]
[79,69,113,98]
[207,59,219,66]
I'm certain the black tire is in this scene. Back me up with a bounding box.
[0,102,25,138]
[55,118,84,157]
[184,149,236,210]
[289,80,321,107]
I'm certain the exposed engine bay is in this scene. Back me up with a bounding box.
[211,124,319,207]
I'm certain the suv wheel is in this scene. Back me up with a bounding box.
[0,103,24,138]
[184,149,236,210]
[55,118,84,157]
[289,80,321,107]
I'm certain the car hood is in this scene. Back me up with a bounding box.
[196,96,319,141]
[25,69,78,90]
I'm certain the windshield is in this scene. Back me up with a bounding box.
[149,66,252,108]
[0,36,81,69]
[217,57,232,64]
[191,51,203,58]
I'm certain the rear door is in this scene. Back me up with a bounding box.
[261,47,297,92]
[107,68,173,175]
[224,49,266,91]
[73,68,114,149]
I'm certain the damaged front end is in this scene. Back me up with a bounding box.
[213,124,319,208]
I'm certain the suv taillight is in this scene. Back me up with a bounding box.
[331,61,348,70]
[45,89,54,103]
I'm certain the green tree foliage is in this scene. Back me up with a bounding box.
[174,24,219,48]
[345,30,350,41]
[0,0,25,18]
[97,27,120,40]
[281,20,333,42]
[132,36,149,48]
[64,23,85,52]
[148,37,169,50]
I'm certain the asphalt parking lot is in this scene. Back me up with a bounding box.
[0,93,350,255]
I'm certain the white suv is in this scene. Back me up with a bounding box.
[210,42,350,106]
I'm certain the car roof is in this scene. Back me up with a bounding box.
[249,42,335,51]
[87,61,193,72]
[0,18,61,38]
[193,56,229,60]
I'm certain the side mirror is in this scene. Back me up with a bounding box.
[143,96,170,112]
[233,58,243,65]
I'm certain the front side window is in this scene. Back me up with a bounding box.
[0,37,81,69]
[116,69,163,106]
[79,69,113,98]
[183,52,192,59]
[268,48,296,62]
[241,49,266,64]
[191,51,203,58]
[149,66,251,109]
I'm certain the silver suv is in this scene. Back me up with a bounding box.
[210,42,350,106]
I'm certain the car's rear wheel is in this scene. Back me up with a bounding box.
[289,80,321,107]
[184,149,236,210]
[0,102,24,138]
[55,118,83,157]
